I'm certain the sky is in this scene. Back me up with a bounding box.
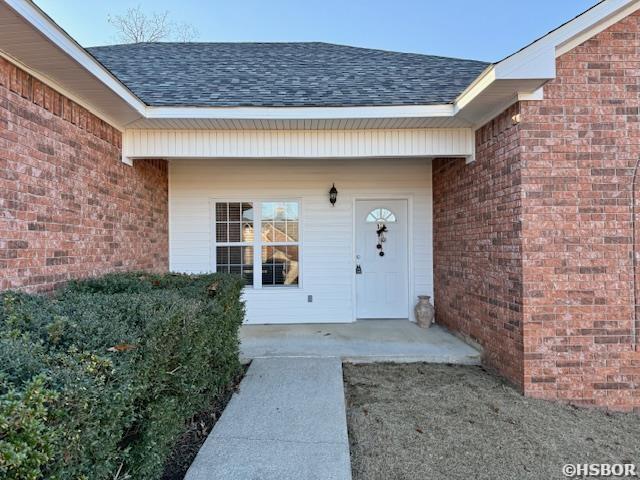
[34,0,599,62]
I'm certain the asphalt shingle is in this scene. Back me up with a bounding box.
[87,42,489,107]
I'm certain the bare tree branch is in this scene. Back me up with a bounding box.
[173,22,199,43]
[107,5,198,43]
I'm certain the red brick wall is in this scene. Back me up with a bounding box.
[433,104,525,389]
[0,57,168,292]
[434,12,640,411]
[519,11,640,411]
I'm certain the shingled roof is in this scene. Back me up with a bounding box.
[86,42,489,108]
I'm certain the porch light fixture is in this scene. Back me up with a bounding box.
[329,183,338,206]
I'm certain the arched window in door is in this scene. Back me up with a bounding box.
[365,207,397,223]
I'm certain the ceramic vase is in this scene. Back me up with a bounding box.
[415,295,435,328]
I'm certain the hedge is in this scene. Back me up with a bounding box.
[0,272,245,480]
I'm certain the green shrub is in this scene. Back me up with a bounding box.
[0,272,245,480]
[0,376,56,480]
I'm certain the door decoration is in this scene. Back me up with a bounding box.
[366,208,397,258]
[376,224,388,256]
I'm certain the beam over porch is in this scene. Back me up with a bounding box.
[122,128,474,164]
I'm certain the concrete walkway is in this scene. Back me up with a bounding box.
[185,357,352,480]
[241,320,480,364]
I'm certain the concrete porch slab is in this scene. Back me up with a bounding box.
[240,320,480,364]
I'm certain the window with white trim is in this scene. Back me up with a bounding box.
[214,201,300,287]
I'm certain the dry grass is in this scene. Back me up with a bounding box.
[344,363,640,480]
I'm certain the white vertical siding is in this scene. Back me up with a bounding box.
[124,128,473,159]
[169,158,433,324]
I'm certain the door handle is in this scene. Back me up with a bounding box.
[355,255,362,274]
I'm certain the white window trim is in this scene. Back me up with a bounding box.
[210,198,303,289]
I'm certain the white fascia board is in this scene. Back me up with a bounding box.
[557,0,640,56]
[142,104,456,121]
[4,0,147,116]
[453,65,496,113]
[496,0,640,79]
[453,0,639,122]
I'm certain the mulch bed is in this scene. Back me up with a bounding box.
[344,362,640,480]
[161,366,247,480]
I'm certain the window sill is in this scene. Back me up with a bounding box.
[242,286,303,293]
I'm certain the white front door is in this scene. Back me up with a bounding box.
[355,199,409,319]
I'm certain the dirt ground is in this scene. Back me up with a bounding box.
[344,363,639,480]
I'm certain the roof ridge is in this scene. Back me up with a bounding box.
[86,41,488,64]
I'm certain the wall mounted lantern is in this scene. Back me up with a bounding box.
[329,183,338,206]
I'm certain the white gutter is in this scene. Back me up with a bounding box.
[142,104,456,122]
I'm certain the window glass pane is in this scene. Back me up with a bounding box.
[262,221,273,242]
[262,202,299,243]
[216,245,253,286]
[216,223,227,242]
[228,222,241,242]
[216,203,228,222]
[285,202,299,221]
[242,223,254,243]
[216,246,228,265]
[286,221,299,242]
[241,247,254,286]
[262,202,276,222]
[261,245,299,286]
[229,202,241,221]
[273,221,287,242]
[261,246,273,285]
[228,246,242,264]
[242,203,253,221]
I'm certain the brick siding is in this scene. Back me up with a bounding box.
[0,56,168,292]
[433,104,524,389]
[434,11,640,411]
[520,11,640,411]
